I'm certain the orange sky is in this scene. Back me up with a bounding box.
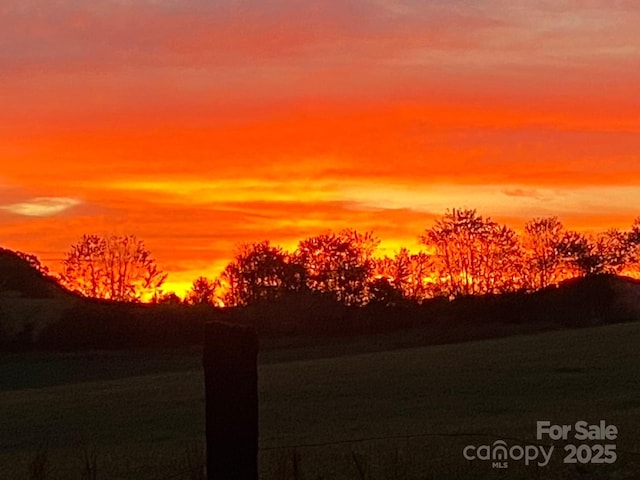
[2,1,640,295]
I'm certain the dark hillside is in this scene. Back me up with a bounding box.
[37,300,219,350]
[0,249,78,349]
[0,248,71,299]
[227,274,640,337]
[2,245,640,351]
[0,248,223,351]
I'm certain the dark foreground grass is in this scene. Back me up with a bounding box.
[1,322,639,479]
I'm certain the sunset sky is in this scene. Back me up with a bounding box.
[2,1,640,295]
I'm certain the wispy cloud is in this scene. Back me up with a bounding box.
[501,188,548,200]
[103,178,341,204]
[0,197,81,217]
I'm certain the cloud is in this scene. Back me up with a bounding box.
[501,188,546,200]
[0,197,81,217]
[102,178,342,204]
[0,0,500,71]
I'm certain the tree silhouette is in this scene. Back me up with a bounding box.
[220,241,305,306]
[522,217,565,290]
[476,222,524,294]
[367,276,405,306]
[153,291,183,305]
[60,234,166,301]
[15,251,50,276]
[374,248,433,301]
[593,229,633,274]
[295,230,379,305]
[556,231,603,276]
[628,217,640,246]
[185,277,219,305]
[623,218,640,275]
[421,209,523,297]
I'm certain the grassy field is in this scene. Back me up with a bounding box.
[1,323,639,479]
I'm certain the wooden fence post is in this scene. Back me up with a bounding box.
[203,321,259,480]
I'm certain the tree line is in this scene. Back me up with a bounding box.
[54,209,640,307]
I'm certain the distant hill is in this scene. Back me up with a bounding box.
[0,248,73,299]
[232,273,640,336]
[0,248,80,348]
[2,246,640,351]
[0,248,216,351]
[492,273,640,327]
